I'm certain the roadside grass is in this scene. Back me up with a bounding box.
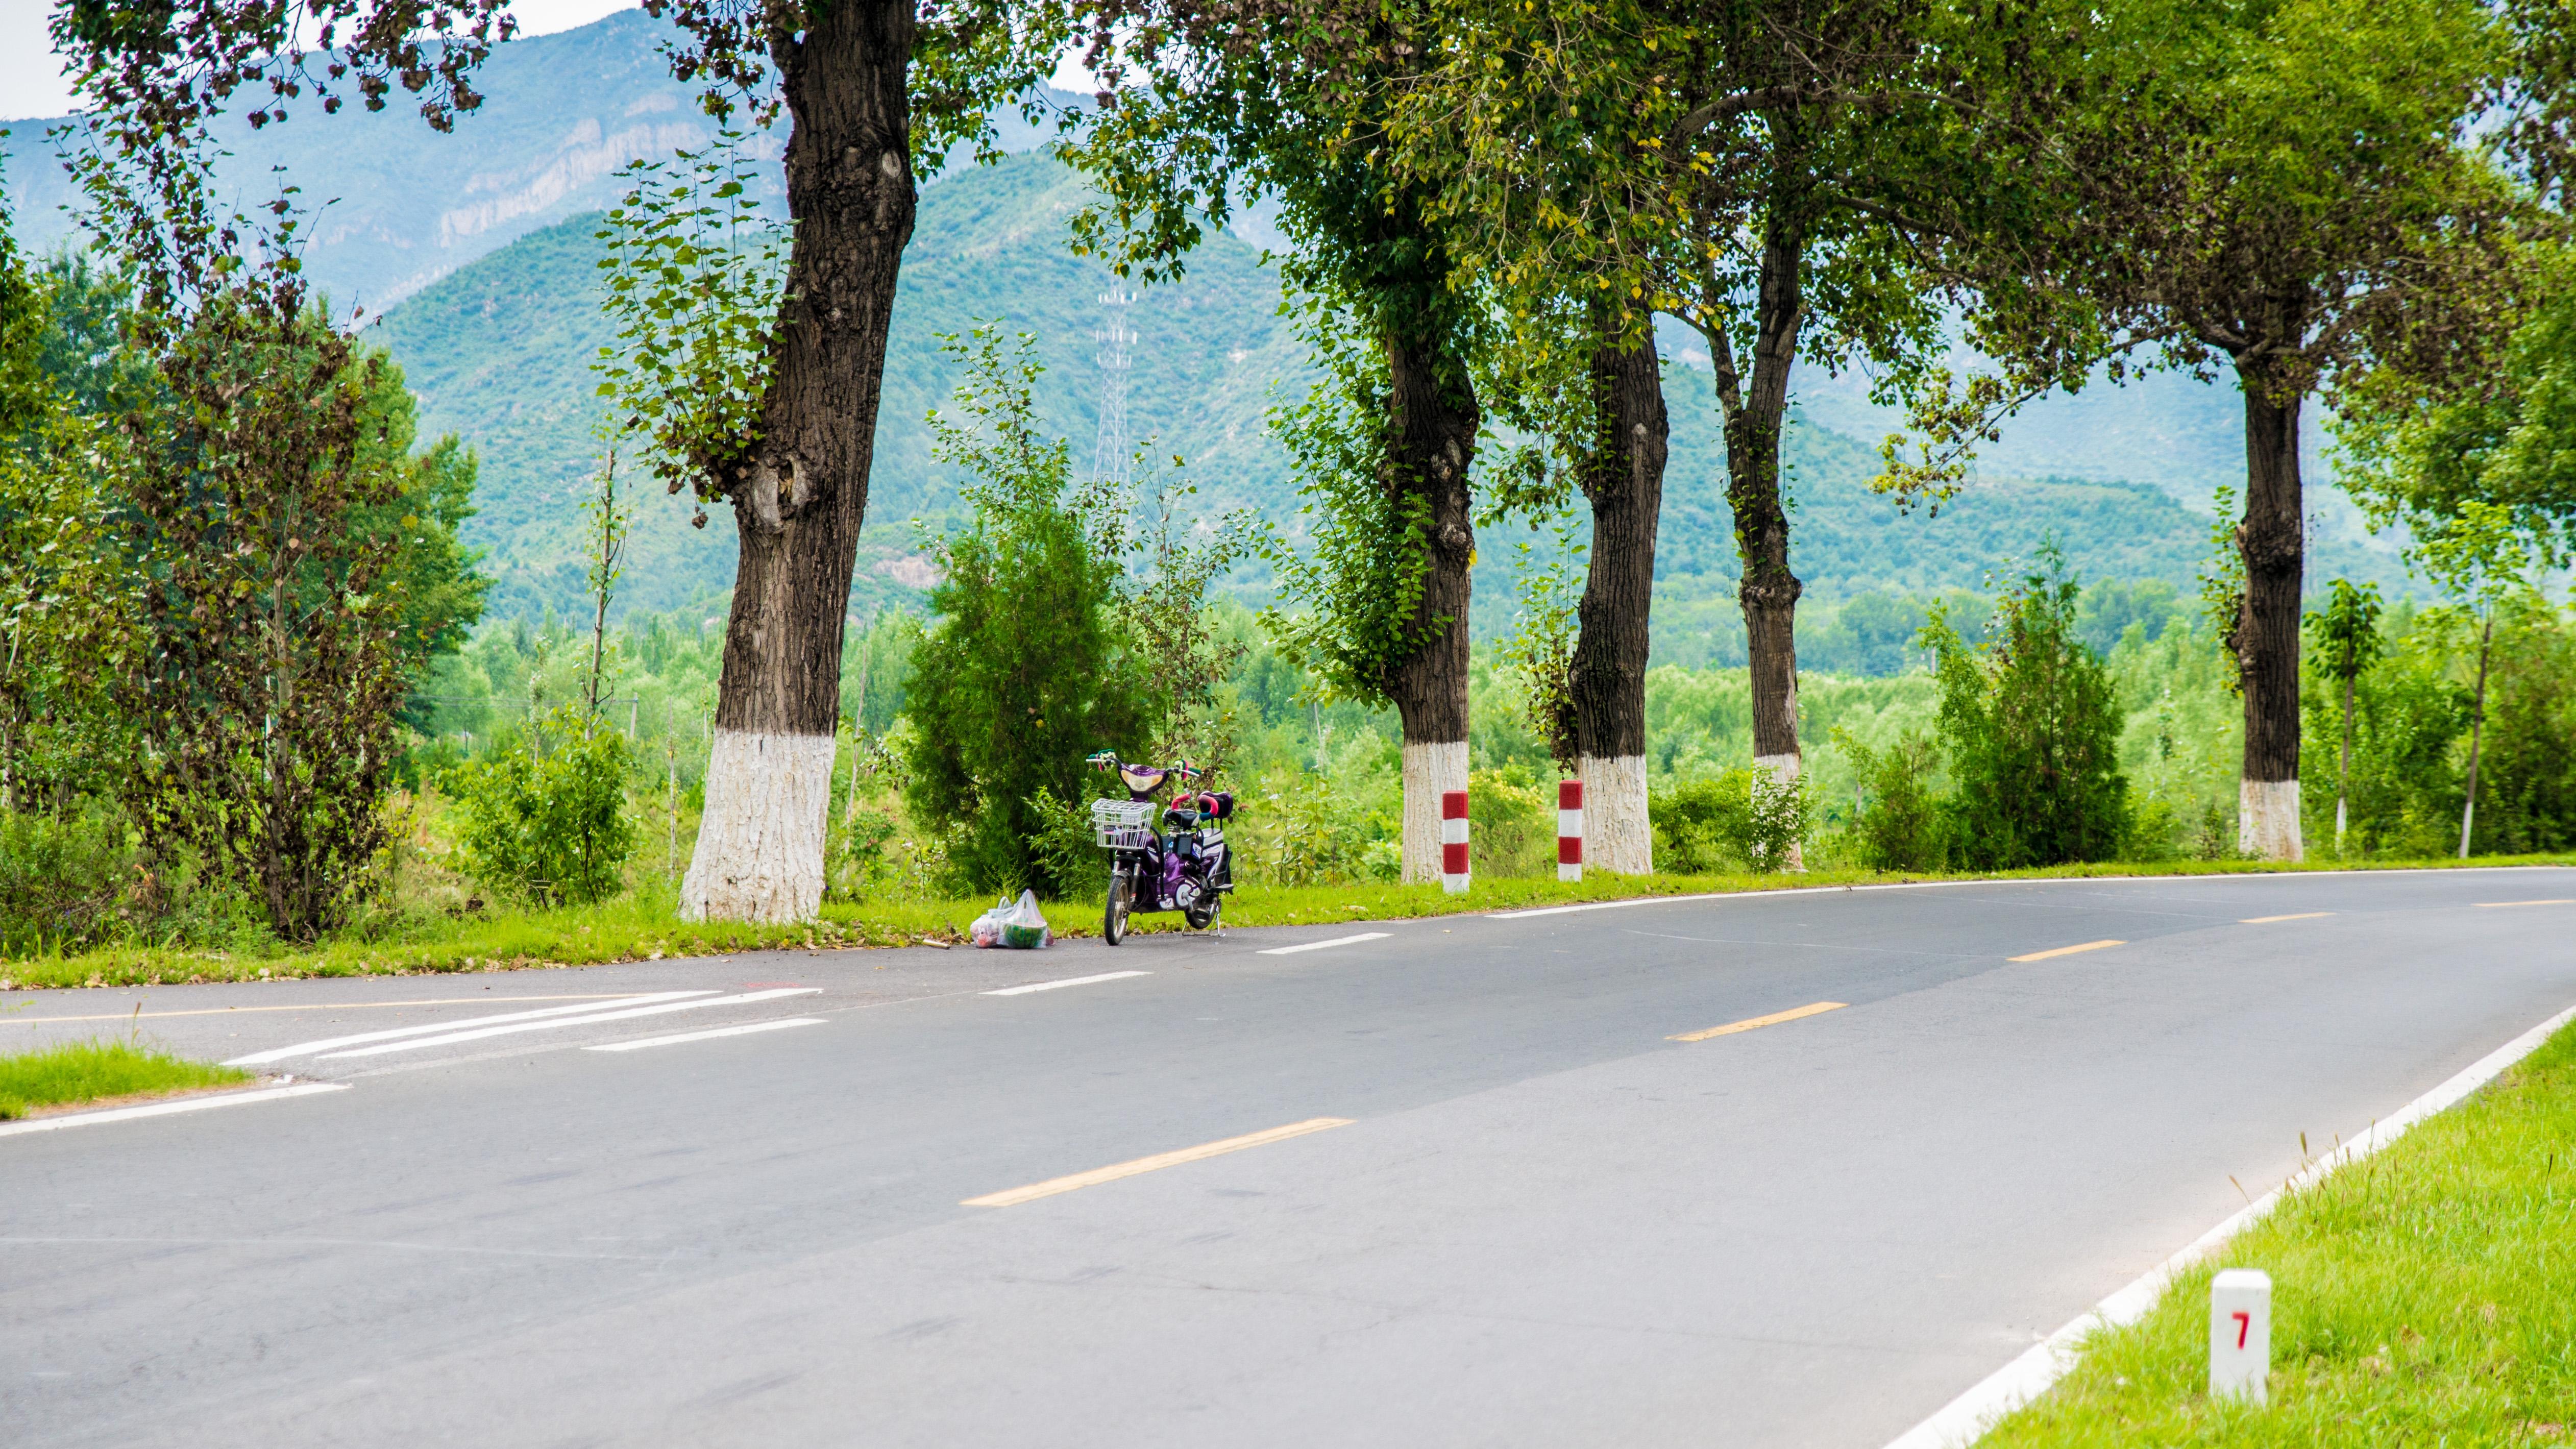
[2,852,2568,992]
[1982,1017,2576,1447]
[0,1039,255,1119]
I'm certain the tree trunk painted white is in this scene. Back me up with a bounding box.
[1580,753,1652,874]
[2237,777,2303,862]
[1401,740,1469,885]
[1756,750,1806,872]
[682,728,836,922]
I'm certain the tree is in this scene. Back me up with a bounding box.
[1058,0,1491,884]
[55,0,1051,923]
[1400,0,2105,870]
[1920,551,2131,869]
[2304,579,2384,855]
[1915,0,2522,861]
[2413,502,2539,857]
[901,329,1149,897]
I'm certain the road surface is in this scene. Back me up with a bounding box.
[6,868,2573,1447]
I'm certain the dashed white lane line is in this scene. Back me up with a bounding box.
[226,993,720,1065]
[315,989,822,1060]
[1257,932,1391,956]
[0,1083,349,1139]
[983,971,1150,997]
[585,1018,825,1052]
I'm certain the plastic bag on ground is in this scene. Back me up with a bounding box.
[971,889,1052,949]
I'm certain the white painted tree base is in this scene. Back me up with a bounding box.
[1756,751,1806,873]
[2239,778,2303,862]
[1580,754,1652,874]
[682,728,836,923]
[1401,740,1469,886]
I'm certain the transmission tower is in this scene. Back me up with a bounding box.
[1091,285,1138,485]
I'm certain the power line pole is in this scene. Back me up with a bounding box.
[1091,285,1137,485]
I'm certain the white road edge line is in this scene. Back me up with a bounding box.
[226,993,719,1065]
[316,989,822,1060]
[1487,864,2576,919]
[1257,932,1391,956]
[584,1017,825,1052]
[0,1082,349,1139]
[983,971,1150,997]
[1883,997,2576,1449]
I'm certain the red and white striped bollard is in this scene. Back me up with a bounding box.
[1558,779,1583,882]
[1441,789,1470,894]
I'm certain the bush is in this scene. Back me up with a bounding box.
[1839,730,1949,871]
[1652,767,1808,874]
[0,809,131,956]
[1925,550,2131,869]
[1468,766,1556,878]
[445,709,636,906]
[902,329,1149,898]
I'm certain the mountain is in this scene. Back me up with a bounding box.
[6,9,2421,662]
[2,10,1078,315]
[373,148,2417,647]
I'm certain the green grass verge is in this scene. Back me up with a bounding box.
[1983,1017,2576,1446]
[2,853,2567,993]
[0,1038,256,1119]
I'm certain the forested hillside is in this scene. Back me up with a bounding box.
[376,150,2415,657]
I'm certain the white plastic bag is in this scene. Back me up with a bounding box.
[971,889,1052,949]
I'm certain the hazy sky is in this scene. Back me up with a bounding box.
[1,0,640,120]
[4,1,1098,122]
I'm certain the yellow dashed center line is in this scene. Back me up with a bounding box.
[2241,912,2333,924]
[2479,899,2574,908]
[1669,1001,1847,1043]
[2010,939,2126,962]
[963,1118,1354,1208]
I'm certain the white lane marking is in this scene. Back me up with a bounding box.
[225,993,720,1066]
[584,1017,825,1052]
[1491,895,1726,919]
[982,971,1150,997]
[1257,932,1392,956]
[316,989,821,1059]
[1491,866,2576,920]
[1882,996,2576,1449]
[0,1082,348,1139]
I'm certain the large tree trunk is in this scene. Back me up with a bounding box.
[1382,324,1479,885]
[1570,315,1670,874]
[2235,373,2304,862]
[1714,215,1809,869]
[683,2,916,922]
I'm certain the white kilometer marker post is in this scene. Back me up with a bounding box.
[1441,789,1470,894]
[2209,1268,2271,1405]
[1557,778,1583,882]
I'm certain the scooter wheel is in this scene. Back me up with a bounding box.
[1105,872,1130,946]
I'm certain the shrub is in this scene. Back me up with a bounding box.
[1468,766,1555,878]
[1652,767,1808,874]
[1924,549,2131,869]
[902,329,1150,898]
[0,809,131,956]
[1839,730,1949,871]
[445,709,636,906]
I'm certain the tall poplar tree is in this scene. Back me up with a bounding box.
[1404,0,2108,868]
[55,0,1049,922]
[1903,0,2522,860]
[1058,0,1489,882]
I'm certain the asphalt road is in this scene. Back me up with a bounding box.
[7,869,2574,1447]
